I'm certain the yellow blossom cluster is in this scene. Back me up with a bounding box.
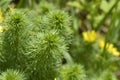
[82,30,97,43]
[99,40,120,57]
[82,30,120,56]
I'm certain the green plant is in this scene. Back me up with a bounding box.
[0,0,120,80]
[0,69,26,80]
[0,10,31,71]
[0,3,72,80]
[28,31,67,80]
[58,64,86,80]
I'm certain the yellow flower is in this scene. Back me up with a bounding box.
[0,9,3,23]
[112,50,120,57]
[99,40,105,48]
[99,40,120,57]
[0,26,3,32]
[107,43,114,52]
[82,30,97,43]
[107,44,120,56]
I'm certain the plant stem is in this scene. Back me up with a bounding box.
[63,52,74,64]
[101,1,119,58]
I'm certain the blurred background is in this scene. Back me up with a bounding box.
[0,0,120,80]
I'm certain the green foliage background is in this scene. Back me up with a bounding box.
[0,0,120,80]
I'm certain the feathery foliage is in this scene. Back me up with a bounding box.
[1,9,31,71]
[0,0,119,80]
[58,64,86,80]
[0,69,26,80]
[0,3,71,80]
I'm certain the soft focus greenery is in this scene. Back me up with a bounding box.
[0,0,120,80]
